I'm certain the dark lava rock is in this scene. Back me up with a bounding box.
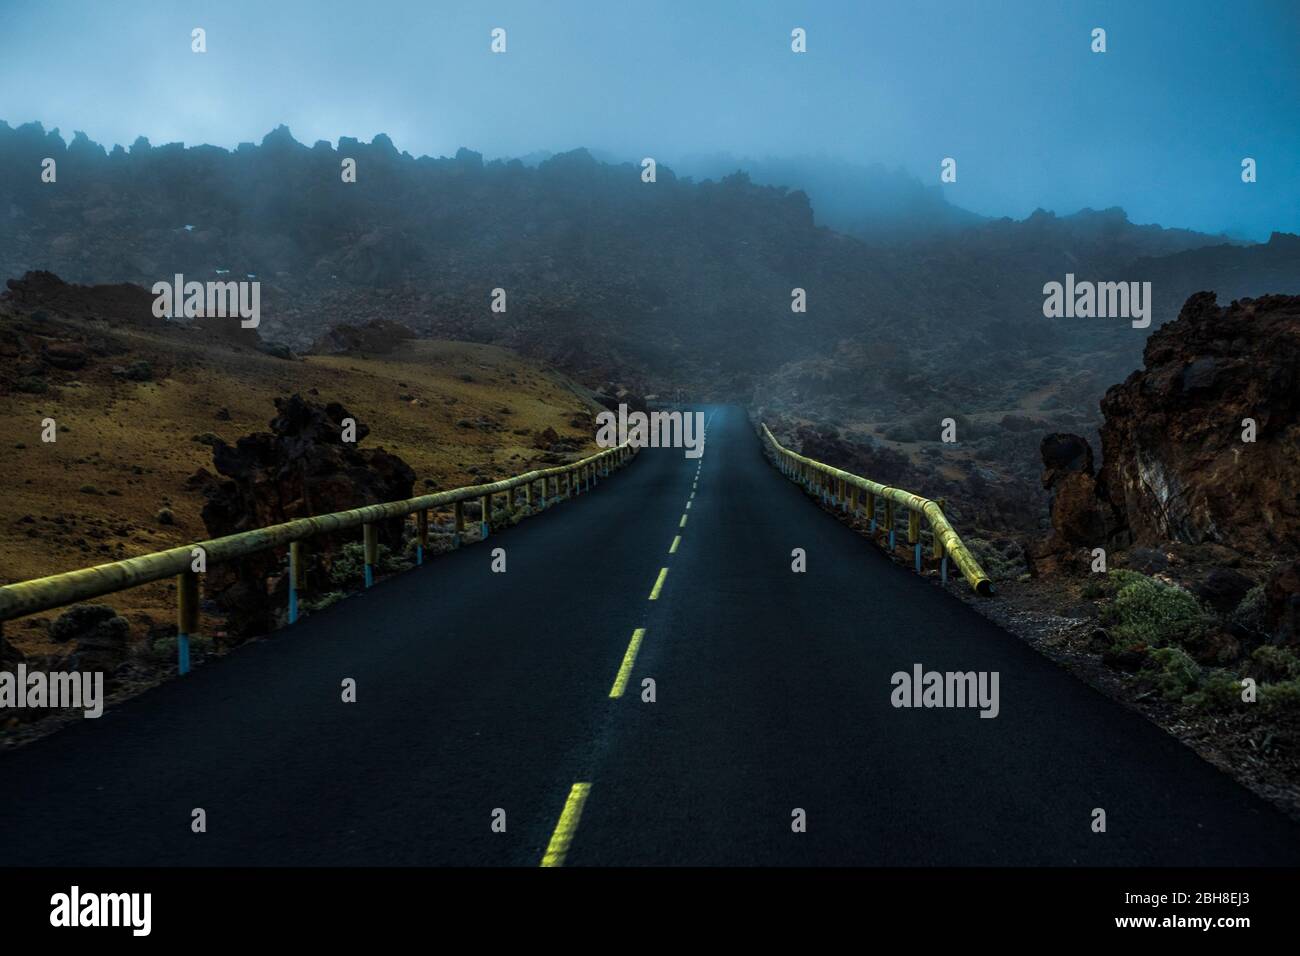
[1193,567,1256,615]
[49,603,130,673]
[1097,292,1300,555]
[193,394,416,639]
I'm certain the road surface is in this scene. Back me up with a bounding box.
[2,405,1298,866]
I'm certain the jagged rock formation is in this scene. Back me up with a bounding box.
[1039,432,1109,551]
[193,395,416,638]
[1096,293,1300,554]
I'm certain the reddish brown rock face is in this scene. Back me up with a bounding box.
[1097,292,1300,554]
[1037,432,1113,554]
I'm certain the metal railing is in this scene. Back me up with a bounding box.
[0,441,638,673]
[761,424,992,595]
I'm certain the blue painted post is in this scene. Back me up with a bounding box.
[177,570,199,676]
[479,493,491,540]
[941,557,949,586]
[416,509,428,566]
[914,543,922,573]
[288,540,301,623]
[454,500,465,548]
[363,523,378,588]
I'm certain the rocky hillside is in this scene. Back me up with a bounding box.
[0,271,607,661]
[7,121,1295,405]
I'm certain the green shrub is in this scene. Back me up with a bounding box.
[1080,575,1110,600]
[1250,645,1300,682]
[301,591,347,614]
[1103,571,1212,647]
[1258,680,1300,717]
[147,634,213,663]
[328,541,411,588]
[1184,670,1244,711]
[964,537,1027,583]
[1232,584,1268,634]
[1142,646,1203,700]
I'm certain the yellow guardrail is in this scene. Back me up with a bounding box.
[0,441,637,673]
[761,424,992,595]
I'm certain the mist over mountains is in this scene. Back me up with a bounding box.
[3,119,1298,411]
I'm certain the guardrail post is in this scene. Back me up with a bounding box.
[363,522,378,587]
[909,509,921,572]
[454,501,465,547]
[885,500,895,550]
[479,494,491,539]
[177,570,199,675]
[848,484,858,515]
[288,541,303,623]
[524,481,533,513]
[417,509,429,565]
[867,493,877,531]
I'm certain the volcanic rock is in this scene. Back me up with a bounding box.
[194,395,416,638]
[50,603,130,673]
[1096,293,1300,554]
[1038,433,1107,549]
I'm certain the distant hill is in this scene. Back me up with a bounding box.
[2,120,1295,409]
[672,152,985,239]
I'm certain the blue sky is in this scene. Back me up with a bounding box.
[0,0,1295,238]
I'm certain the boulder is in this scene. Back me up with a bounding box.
[194,395,416,638]
[1193,567,1256,615]
[49,603,130,673]
[1038,433,1109,549]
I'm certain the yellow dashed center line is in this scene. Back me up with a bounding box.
[679,514,688,528]
[609,628,645,698]
[686,500,692,509]
[648,567,669,600]
[669,535,681,554]
[540,782,592,867]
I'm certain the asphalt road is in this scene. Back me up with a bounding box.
[2,405,1298,866]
